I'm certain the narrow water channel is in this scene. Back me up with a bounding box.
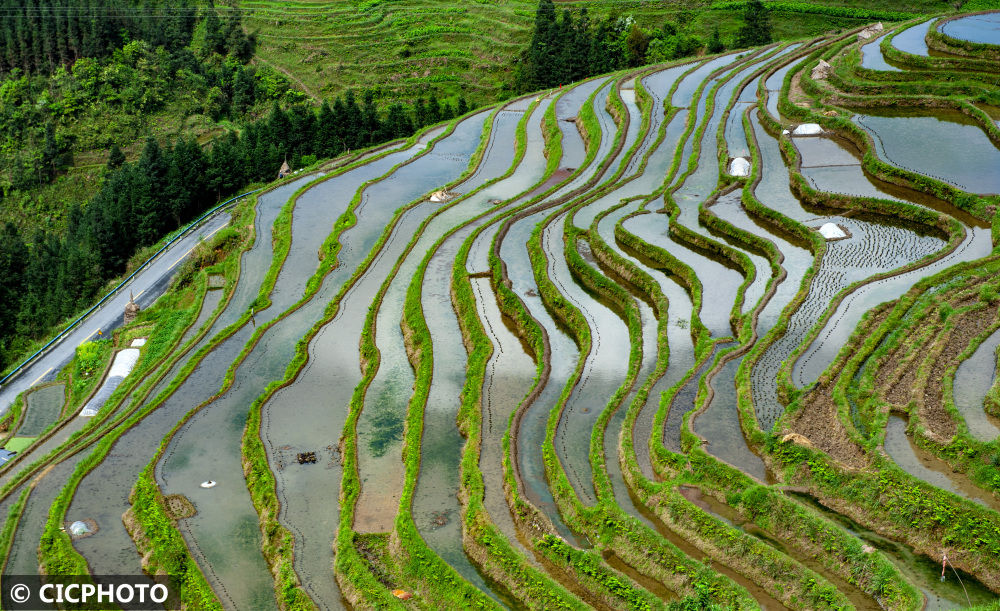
[953,327,1000,442]
[891,19,935,56]
[860,32,901,71]
[787,489,997,609]
[884,414,1000,512]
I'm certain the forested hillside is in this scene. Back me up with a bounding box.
[0,1,462,371]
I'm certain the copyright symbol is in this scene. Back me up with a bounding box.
[9,583,30,603]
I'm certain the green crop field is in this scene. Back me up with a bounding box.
[239,0,960,106]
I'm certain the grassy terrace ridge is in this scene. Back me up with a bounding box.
[507,67,761,608]
[28,133,432,579]
[730,14,1000,594]
[589,41,871,611]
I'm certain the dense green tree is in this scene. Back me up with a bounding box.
[107,144,125,170]
[0,223,26,342]
[516,2,712,91]
[524,0,557,90]
[41,120,65,182]
[0,64,452,368]
[625,23,650,67]
[736,0,773,48]
[203,5,225,56]
[0,0,199,76]
[708,26,725,53]
[135,137,170,244]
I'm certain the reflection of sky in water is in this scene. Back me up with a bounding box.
[860,33,900,71]
[891,19,934,56]
[856,113,1000,194]
[940,12,1000,45]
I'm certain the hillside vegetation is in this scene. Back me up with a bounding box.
[241,0,958,104]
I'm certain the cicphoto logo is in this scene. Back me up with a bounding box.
[1,575,179,611]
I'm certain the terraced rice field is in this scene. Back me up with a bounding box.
[4,12,1000,611]
[239,0,536,102]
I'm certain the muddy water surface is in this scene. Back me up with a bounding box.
[154,119,482,609]
[664,343,728,452]
[884,414,1000,512]
[749,115,950,429]
[410,102,551,595]
[598,201,694,479]
[471,277,536,555]
[789,132,985,388]
[18,384,65,437]
[953,327,1000,442]
[763,50,807,120]
[465,99,552,274]
[694,354,768,481]
[548,228,631,506]
[679,486,881,610]
[624,213,741,338]
[788,489,997,609]
[64,174,317,592]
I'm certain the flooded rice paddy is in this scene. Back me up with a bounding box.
[5,19,1000,609]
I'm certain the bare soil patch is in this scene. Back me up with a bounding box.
[789,383,869,470]
[163,494,196,520]
[921,303,1000,440]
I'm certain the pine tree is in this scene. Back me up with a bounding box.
[204,6,225,56]
[361,91,380,147]
[570,8,592,82]
[427,94,442,125]
[524,0,557,91]
[0,223,26,341]
[413,97,428,128]
[707,26,725,53]
[315,100,338,156]
[107,144,126,170]
[736,0,772,48]
[342,90,363,148]
[41,121,62,182]
[552,10,574,86]
[135,137,170,245]
[625,23,650,67]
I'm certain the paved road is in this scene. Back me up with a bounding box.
[0,210,232,416]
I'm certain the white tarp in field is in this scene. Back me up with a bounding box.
[819,222,848,240]
[728,157,751,177]
[80,348,141,417]
[793,123,823,136]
